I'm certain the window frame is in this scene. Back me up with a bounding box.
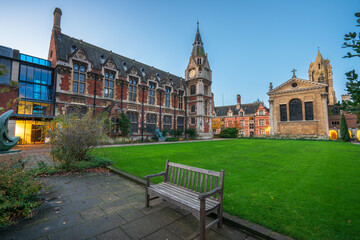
[128,77,138,102]
[104,71,115,98]
[72,63,86,94]
[165,86,171,108]
[148,82,156,105]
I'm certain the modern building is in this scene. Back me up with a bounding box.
[0,45,55,144]
[213,94,270,136]
[48,8,213,140]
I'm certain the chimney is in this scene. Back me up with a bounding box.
[236,94,241,109]
[53,8,62,32]
[341,94,350,102]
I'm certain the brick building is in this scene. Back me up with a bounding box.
[213,94,270,136]
[48,8,213,140]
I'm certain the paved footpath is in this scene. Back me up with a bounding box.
[0,172,258,240]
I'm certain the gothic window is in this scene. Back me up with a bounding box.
[318,63,321,70]
[129,78,137,102]
[191,105,195,113]
[111,117,119,133]
[177,117,184,133]
[126,112,138,133]
[259,110,264,115]
[259,119,265,126]
[165,87,171,107]
[178,91,184,109]
[104,71,114,98]
[148,82,156,105]
[280,104,287,121]
[289,99,303,121]
[163,116,172,131]
[191,118,195,125]
[204,85,208,96]
[146,114,157,133]
[190,85,196,95]
[204,100,208,115]
[332,107,339,115]
[305,102,314,120]
[73,63,86,93]
[239,112,244,116]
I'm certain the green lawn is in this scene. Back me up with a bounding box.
[92,139,360,240]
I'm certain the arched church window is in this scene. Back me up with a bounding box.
[318,63,321,70]
[289,99,303,121]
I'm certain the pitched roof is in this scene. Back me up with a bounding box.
[268,77,327,95]
[53,32,185,89]
[214,102,267,116]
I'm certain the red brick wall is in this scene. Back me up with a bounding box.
[59,72,71,91]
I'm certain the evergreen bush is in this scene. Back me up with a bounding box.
[340,113,351,142]
[220,127,239,138]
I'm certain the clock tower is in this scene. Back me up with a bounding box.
[185,22,213,139]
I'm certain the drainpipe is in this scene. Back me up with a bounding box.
[159,91,162,131]
[120,82,124,110]
[184,96,187,139]
[173,94,176,131]
[93,75,97,116]
[141,86,145,141]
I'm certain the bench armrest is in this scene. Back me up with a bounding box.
[198,187,222,200]
[145,172,166,186]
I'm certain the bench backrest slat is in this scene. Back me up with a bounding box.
[164,161,223,201]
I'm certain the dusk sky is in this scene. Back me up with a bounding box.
[1,0,358,106]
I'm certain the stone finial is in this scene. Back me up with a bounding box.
[269,82,273,91]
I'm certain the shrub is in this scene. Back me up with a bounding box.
[162,130,168,137]
[185,128,197,139]
[220,127,239,138]
[47,111,110,169]
[173,129,183,137]
[0,155,43,226]
[118,113,131,137]
[340,113,351,142]
[165,137,179,142]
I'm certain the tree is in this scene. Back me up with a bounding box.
[340,114,351,142]
[341,12,360,127]
[0,65,19,113]
[118,113,130,137]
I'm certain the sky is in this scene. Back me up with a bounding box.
[0,0,359,107]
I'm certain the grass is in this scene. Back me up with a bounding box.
[92,139,360,240]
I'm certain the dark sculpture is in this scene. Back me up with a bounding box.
[0,110,20,151]
[154,127,166,142]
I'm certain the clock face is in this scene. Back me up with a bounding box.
[189,69,195,78]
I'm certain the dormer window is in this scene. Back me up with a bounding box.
[122,61,127,71]
[156,73,160,80]
[100,55,105,64]
[259,110,264,115]
[239,112,244,116]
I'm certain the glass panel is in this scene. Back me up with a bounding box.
[33,58,39,65]
[74,64,79,71]
[105,80,109,87]
[73,73,78,81]
[41,69,47,84]
[47,71,52,85]
[79,83,85,93]
[105,72,109,78]
[109,89,113,98]
[17,101,25,114]
[26,55,33,62]
[26,83,34,99]
[39,59,45,66]
[80,66,85,73]
[19,83,26,98]
[34,84,41,99]
[34,68,41,83]
[73,82,78,92]
[19,65,26,81]
[80,73,85,82]
[110,73,114,80]
[109,81,114,88]
[41,85,48,100]
[104,88,108,97]
[20,54,26,61]
[27,66,34,82]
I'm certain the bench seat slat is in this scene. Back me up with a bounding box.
[168,162,221,177]
[149,182,219,211]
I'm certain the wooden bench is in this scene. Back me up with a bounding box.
[145,160,225,240]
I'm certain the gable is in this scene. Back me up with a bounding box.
[268,78,327,95]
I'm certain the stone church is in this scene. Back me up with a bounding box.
[48,8,213,139]
[268,51,335,136]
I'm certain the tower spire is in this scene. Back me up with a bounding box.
[194,20,203,46]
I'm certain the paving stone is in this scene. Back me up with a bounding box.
[96,227,131,240]
[142,228,182,240]
[1,213,83,240]
[165,214,199,239]
[100,194,142,214]
[66,191,92,202]
[136,198,170,215]
[117,207,145,222]
[192,229,230,240]
[122,207,183,240]
[99,192,121,202]
[79,206,106,221]
[48,214,126,240]
[211,224,248,240]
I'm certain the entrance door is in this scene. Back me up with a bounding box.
[31,125,42,143]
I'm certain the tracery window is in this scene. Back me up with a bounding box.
[73,63,86,93]
[165,87,171,107]
[104,71,114,98]
[129,78,137,102]
[289,99,302,121]
[146,114,157,133]
[126,112,138,133]
[148,82,156,105]
[163,115,172,131]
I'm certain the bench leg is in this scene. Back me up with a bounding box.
[217,205,223,228]
[145,187,149,207]
[200,200,206,240]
